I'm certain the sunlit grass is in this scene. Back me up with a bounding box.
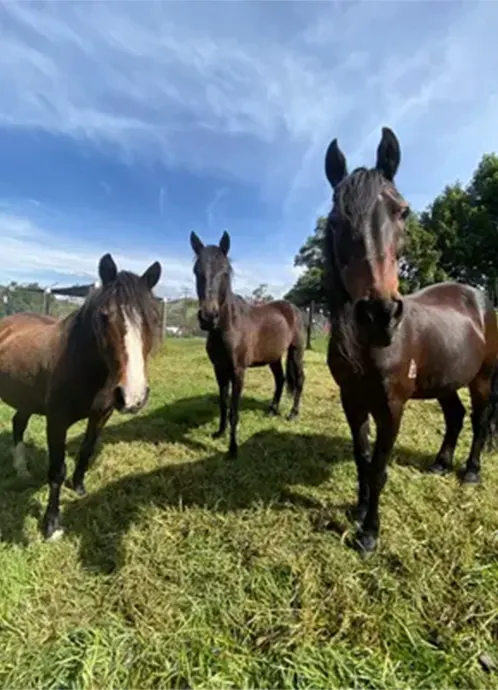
[0,337,497,688]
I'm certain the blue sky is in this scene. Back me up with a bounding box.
[1,1,498,298]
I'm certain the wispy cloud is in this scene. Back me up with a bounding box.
[0,0,497,294]
[206,188,228,230]
[2,2,497,198]
[0,2,352,180]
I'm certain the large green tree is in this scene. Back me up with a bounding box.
[418,153,498,301]
[399,213,446,293]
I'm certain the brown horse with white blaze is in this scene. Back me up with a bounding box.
[0,253,161,540]
[323,126,498,554]
[190,231,305,457]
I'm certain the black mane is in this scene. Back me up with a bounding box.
[75,271,159,351]
[333,167,385,235]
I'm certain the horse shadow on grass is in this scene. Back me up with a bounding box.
[66,392,270,455]
[0,431,48,545]
[0,393,282,546]
[0,392,437,558]
[62,426,435,574]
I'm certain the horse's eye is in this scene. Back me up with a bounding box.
[400,206,410,221]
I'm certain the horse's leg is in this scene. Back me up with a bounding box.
[358,400,403,554]
[428,393,465,474]
[228,368,245,458]
[42,418,68,540]
[66,408,113,496]
[212,365,230,439]
[340,388,370,524]
[286,343,305,421]
[12,411,32,478]
[267,360,284,416]
[462,376,490,484]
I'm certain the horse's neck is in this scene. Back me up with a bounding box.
[219,282,237,329]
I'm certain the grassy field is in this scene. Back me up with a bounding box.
[1,337,498,688]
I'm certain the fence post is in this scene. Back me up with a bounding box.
[43,288,51,316]
[160,298,167,341]
[306,300,314,350]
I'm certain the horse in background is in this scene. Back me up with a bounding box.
[0,253,161,540]
[190,231,305,458]
[323,126,498,554]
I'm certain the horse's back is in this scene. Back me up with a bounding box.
[0,312,60,414]
[251,299,302,331]
[409,282,491,320]
[228,299,301,366]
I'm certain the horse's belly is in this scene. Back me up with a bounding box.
[0,369,48,414]
[412,352,483,399]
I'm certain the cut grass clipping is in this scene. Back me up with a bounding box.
[1,337,498,688]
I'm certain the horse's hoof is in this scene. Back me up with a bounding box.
[69,479,86,497]
[355,530,378,556]
[212,430,225,440]
[228,444,238,459]
[66,478,87,497]
[286,411,299,422]
[427,461,450,475]
[42,513,63,541]
[462,470,480,485]
[266,407,279,417]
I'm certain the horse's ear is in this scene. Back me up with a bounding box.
[190,231,204,256]
[219,231,230,256]
[325,138,348,189]
[375,127,401,181]
[141,261,161,291]
[98,253,118,286]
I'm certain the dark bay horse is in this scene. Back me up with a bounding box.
[323,126,498,554]
[0,253,161,540]
[190,231,305,457]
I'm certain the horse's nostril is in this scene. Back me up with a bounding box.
[355,298,374,325]
[114,386,125,410]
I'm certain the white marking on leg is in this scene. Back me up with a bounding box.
[122,310,147,409]
[12,442,31,478]
[47,528,64,542]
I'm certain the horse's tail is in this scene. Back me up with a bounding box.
[285,306,305,397]
[485,364,498,451]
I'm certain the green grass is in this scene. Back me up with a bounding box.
[1,337,498,688]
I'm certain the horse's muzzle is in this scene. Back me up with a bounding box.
[114,385,150,414]
[355,296,404,346]
[198,308,219,331]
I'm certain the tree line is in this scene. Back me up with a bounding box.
[285,152,498,307]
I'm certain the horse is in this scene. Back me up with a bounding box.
[0,253,161,540]
[190,231,305,457]
[323,126,498,555]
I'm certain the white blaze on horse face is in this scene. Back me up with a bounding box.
[122,310,147,409]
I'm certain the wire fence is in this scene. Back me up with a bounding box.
[0,285,329,344]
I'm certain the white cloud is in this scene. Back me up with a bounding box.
[0,213,297,298]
